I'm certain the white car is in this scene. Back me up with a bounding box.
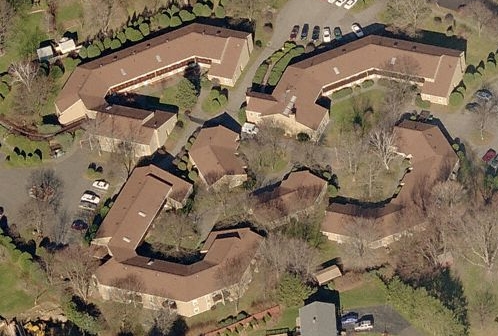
[344,0,358,9]
[323,27,332,43]
[81,193,100,205]
[354,320,374,332]
[335,0,348,6]
[352,23,364,38]
[92,179,110,191]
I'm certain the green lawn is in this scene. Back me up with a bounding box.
[351,0,376,13]
[57,2,83,23]
[0,264,34,316]
[340,273,388,309]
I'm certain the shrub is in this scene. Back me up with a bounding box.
[110,39,121,50]
[415,94,431,109]
[331,87,353,99]
[94,39,104,51]
[0,82,9,97]
[452,143,460,151]
[103,37,112,49]
[156,13,170,28]
[139,23,150,36]
[176,120,184,128]
[179,9,195,22]
[218,94,227,106]
[297,132,310,142]
[167,4,180,16]
[446,26,453,36]
[116,31,127,43]
[305,42,315,53]
[87,44,101,58]
[255,39,263,48]
[377,78,391,87]
[263,22,273,34]
[361,79,374,89]
[177,162,187,171]
[270,50,285,63]
[463,72,474,85]
[434,16,442,24]
[124,27,143,42]
[214,5,225,18]
[188,170,198,181]
[170,15,182,27]
[78,46,87,59]
[193,3,204,16]
[449,91,464,106]
[327,185,338,197]
[253,62,269,84]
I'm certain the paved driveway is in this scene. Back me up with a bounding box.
[226,0,387,114]
[344,305,422,336]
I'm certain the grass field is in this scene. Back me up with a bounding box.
[340,273,388,309]
[0,264,34,316]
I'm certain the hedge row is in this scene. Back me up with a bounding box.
[267,46,304,86]
[79,1,227,60]
[331,87,353,99]
[253,62,269,85]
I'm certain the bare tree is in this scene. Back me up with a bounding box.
[472,97,498,140]
[224,0,266,21]
[464,0,496,37]
[385,0,431,35]
[55,245,99,302]
[108,274,146,334]
[9,61,38,93]
[471,287,497,328]
[457,207,498,272]
[216,255,251,314]
[0,0,13,54]
[20,200,57,238]
[341,216,381,270]
[147,309,178,336]
[152,210,196,253]
[369,128,397,170]
[358,154,383,200]
[334,130,366,181]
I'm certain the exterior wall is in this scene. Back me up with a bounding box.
[212,173,248,189]
[95,135,152,157]
[149,115,178,151]
[57,99,89,125]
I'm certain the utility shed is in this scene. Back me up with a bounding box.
[36,46,53,62]
[313,265,342,285]
[299,301,337,336]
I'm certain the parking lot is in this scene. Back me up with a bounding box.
[0,147,112,243]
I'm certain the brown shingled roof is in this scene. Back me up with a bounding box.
[255,170,327,221]
[56,24,252,116]
[95,164,192,242]
[322,120,459,240]
[189,125,246,185]
[94,227,262,302]
[247,35,464,130]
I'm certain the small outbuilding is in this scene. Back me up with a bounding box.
[55,37,77,54]
[313,265,342,286]
[36,46,54,62]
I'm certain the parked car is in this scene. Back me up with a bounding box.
[482,148,497,163]
[351,23,364,38]
[335,0,348,6]
[465,101,480,112]
[354,320,374,331]
[341,312,359,325]
[301,24,309,40]
[475,89,493,101]
[71,219,88,231]
[290,25,300,40]
[311,25,320,42]
[92,179,110,191]
[323,26,332,43]
[79,201,98,211]
[334,26,343,40]
[81,192,100,205]
[344,0,358,9]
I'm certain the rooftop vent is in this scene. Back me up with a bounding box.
[122,236,131,243]
[342,48,346,52]
[155,55,162,63]
[113,55,118,61]
[216,30,221,35]
[146,43,150,48]
[333,67,340,75]
[390,57,396,65]
[394,41,398,46]
[138,211,146,218]
[120,68,127,76]
[147,259,154,266]
[412,45,417,50]
[105,105,113,111]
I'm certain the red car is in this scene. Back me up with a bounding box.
[482,148,496,163]
[290,25,300,40]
